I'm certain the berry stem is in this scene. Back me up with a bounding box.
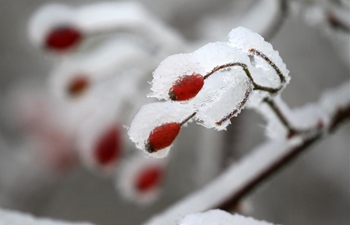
[203,62,281,94]
[179,112,197,126]
[263,97,298,137]
[248,48,286,84]
[216,88,252,126]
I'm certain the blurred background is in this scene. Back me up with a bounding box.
[0,0,349,225]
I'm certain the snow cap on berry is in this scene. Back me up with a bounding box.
[28,3,77,49]
[150,42,248,100]
[128,101,194,158]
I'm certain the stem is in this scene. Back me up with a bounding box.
[263,97,298,137]
[215,89,252,126]
[249,48,286,84]
[179,112,197,126]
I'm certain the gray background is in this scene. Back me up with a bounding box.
[0,0,349,225]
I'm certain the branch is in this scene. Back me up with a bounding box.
[236,0,289,40]
[142,81,350,225]
[0,208,94,225]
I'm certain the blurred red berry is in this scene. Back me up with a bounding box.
[94,126,122,165]
[45,26,82,51]
[67,76,89,97]
[169,74,204,101]
[146,122,180,153]
[136,167,163,192]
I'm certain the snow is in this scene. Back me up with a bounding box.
[194,73,253,130]
[179,210,277,225]
[128,101,195,158]
[29,2,184,55]
[150,42,249,100]
[319,81,350,129]
[75,2,184,54]
[228,27,290,90]
[0,208,93,225]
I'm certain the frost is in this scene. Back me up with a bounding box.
[0,208,93,225]
[131,27,292,155]
[194,73,253,130]
[128,102,195,158]
[179,210,277,225]
[116,153,168,205]
[150,42,249,100]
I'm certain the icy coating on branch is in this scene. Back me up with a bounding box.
[179,210,277,225]
[0,208,94,225]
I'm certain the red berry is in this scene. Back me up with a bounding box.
[146,122,180,153]
[136,167,163,192]
[94,126,122,165]
[169,74,204,101]
[67,76,89,97]
[45,26,82,51]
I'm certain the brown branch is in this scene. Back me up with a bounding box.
[217,103,350,210]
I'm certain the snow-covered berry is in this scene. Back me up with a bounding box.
[169,74,204,101]
[146,122,181,153]
[45,26,82,51]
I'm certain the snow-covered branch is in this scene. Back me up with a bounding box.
[142,81,350,225]
[0,208,93,225]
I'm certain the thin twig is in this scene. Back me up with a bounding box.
[203,62,281,94]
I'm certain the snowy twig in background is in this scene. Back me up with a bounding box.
[142,81,350,225]
[179,209,277,225]
[291,0,350,68]
[197,0,289,42]
[28,2,185,54]
[0,208,93,225]
[236,0,289,40]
